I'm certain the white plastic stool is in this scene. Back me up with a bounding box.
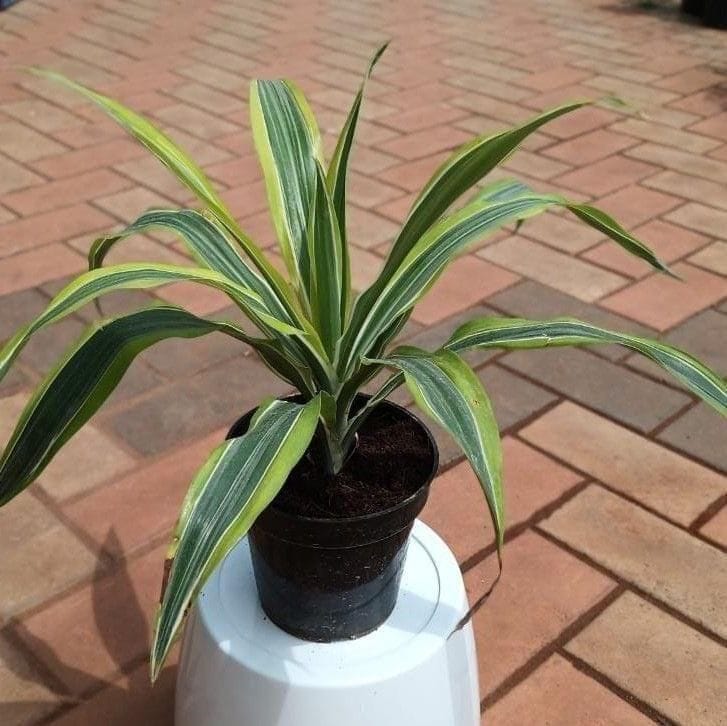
[175,520,480,726]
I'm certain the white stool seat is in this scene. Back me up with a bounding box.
[175,520,480,726]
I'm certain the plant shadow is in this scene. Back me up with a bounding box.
[0,529,175,725]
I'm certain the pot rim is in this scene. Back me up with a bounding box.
[228,394,439,527]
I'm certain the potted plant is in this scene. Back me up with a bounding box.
[681,0,727,27]
[1,46,725,685]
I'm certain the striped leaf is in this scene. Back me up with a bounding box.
[250,78,323,289]
[0,263,300,384]
[474,179,673,276]
[87,208,332,380]
[0,306,254,506]
[306,164,345,358]
[31,69,233,230]
[327,42,388,246]
[367,347,504,557]
[90,208,293,323]
[447,317,727,416]
[340,193,559,374]
[342,186,669,375]
[31,68,294,317]
[375,101,591,288]
[152,395,321,680]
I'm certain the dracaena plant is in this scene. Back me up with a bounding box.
[1,46,725,680]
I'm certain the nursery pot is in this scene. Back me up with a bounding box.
[681,0,705,15]
[703,0,727,28]
[227,395,438,642]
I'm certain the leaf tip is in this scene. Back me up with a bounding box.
[662,263,682,281]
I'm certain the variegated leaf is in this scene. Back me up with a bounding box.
[447,317,727,415]
[366,347,504,557]
[306,164,345,358]
[0,263,299,383]
[250,78,323,289]
[152,395,321,680]
[0,306,253,506]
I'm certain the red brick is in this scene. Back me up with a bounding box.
[238,209,277,248]
[3,98,80,133]
[206,153,265,188]
[541,107,620,140]
[378,152,449,193]
[0,204,114,257]
[63,431,225,558]
[0,154,43,196]
[377,103,468,134]
[0,120,66,162]
[48,120,122,150]
[666,202,727,242]
[4,169,131,216]
[465,531,614,694]
[377,124,472,161]
[220,179,269,219]
[565,591,727,723]
[421,437,582,563]
[583,218,709,278]
[49,657,177,726]
[94,186,175,224]
[348,170,406,210]
[544,130,638,165]
[154,281,231,316]
[689,112,727,143]
[18,544,166,697]
[32,139,146,178]
[657,67,724,94]
[555,154,658,196]
[595,185,682,229]
[488,654,652,725]
[0,244,85,296]
[411,255,519,325]
[169,82,245,116]
[700,505,727,548]
[601,262,727,330]
[0,634,60,724]
[517,66,591,92]
[346,205,400,250]
[349,246,384,292]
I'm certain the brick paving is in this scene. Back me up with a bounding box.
[0,0,725,723]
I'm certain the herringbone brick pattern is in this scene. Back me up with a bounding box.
[0,0,725,723]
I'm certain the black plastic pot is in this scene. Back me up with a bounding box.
[682,0,726,27]
[681,0,705,15]
[227,395,438,642]
[703,0,727,28]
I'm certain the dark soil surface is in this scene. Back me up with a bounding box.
[273,404,433,519]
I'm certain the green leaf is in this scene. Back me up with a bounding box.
[30,69,234,228]
[367,347,504,557]
[90,208,295,323]
[0,306,253,506]
[306,164,345,358]
[342,182,670,375]
[565,203,673,275]
[30,69,298,314]
[446,317,727,416]
[473,179,672,275]
[379,101,591,285]
[152,395,322,680]
[0,263,300,384]
[327,42,388,262]
[250,78,323,289]
[341,192,560,375]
